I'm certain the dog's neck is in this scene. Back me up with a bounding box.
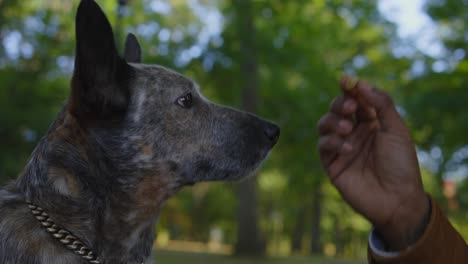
[98,170,179,262]
[17,109,181,263]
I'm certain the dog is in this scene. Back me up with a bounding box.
[0,1,279,263]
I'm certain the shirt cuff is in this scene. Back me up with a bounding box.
[369,228,400,258]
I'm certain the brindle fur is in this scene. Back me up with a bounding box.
[0,1,279,264]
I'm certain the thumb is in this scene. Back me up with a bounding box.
[356,82,404,132]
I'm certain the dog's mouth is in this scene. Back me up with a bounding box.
[202,141,278,183]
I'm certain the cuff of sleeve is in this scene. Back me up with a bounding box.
[369,229,400,258]
[368,194,437,263]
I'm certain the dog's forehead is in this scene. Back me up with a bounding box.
[130,63,196,92]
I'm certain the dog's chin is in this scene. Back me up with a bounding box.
[210,149,271,183]
[232,147,274,182]
[233,161,265,182]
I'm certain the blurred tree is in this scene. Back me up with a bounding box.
[400,0,468,207]
[0,1,74,181]
[2,0,466,260]
[232,0,265,256]
[172,0,408,257]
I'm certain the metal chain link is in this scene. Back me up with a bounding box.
[26,201,144,264]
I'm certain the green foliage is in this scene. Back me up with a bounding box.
[0,0,466,260]
[401,0,468,196]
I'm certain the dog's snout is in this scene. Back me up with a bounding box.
[263,123,280,144]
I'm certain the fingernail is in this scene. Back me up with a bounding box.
[339,120,352,133]
[342,142,353,153]
[344,99,357,111]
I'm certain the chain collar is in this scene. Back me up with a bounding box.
[26,201,144,264]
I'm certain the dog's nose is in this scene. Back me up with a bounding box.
[264,124,280,144]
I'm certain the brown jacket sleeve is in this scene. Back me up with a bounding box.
[368,196,468,264]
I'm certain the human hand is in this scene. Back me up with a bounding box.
[317,77,430,250]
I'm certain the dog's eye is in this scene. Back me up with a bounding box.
[176,93,193,108]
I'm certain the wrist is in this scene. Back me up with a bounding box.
[376,193,431,251]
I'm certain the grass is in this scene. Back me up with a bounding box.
[154,250,365,264]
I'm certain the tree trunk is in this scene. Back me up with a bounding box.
[235,177,264,255]
[234,0,264,256]
[291,206,306,253]
[333,216,344,257]
[310,185,323,254]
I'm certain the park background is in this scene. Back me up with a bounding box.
[0,0,467,263]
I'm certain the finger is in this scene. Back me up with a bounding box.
[318,134,347,153]
[317,113,354,136]
[327,122,378,180]
[339,78,378,122]
[355,82,404,131]
[329,95,358,116]
[319,143,353,169]
[320,142,353,173]
[318,134,353,168]
[356,104,377,123]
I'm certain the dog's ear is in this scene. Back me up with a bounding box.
[71,0,131,121]
[124,33,142,63]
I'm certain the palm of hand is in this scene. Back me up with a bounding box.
[331,120,422,228]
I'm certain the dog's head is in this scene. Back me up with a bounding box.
[69,0,279,188]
